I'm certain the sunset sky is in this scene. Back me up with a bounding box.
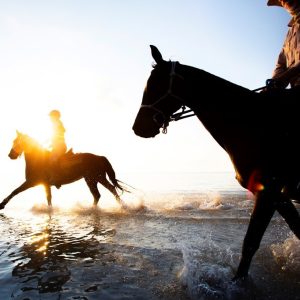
[0,1,290,203]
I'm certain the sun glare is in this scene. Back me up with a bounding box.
[25,118,52,149]
[11,107,54,150]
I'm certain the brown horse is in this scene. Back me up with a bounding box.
[132,45,300,279]
[0,131,126,209]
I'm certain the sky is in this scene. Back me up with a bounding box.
[0,1,291,203]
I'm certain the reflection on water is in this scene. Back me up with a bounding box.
[1,207,187,300]
[13,214,116,295]
[1,210,120,298]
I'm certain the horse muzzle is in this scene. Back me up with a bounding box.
[8,149,19,159]
[132,107,165,138]
[132,123,160,138]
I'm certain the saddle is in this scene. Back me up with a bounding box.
[64,148,74,157]
[58,149,82,169]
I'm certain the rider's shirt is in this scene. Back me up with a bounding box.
[272,19,300,87]
[51,119,67,158]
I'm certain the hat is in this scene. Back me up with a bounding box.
[267,0,282,6]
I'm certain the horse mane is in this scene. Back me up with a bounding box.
[21,133,48,152]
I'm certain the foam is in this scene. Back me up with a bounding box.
[271,235,300,273]
[178,239,245,299]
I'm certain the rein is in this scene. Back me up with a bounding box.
[170,106,195,121]
[168,81,273,125]
[172,83,271,122]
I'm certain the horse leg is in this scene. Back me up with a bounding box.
[234,188,276,279]
[84,178,101,206]
[0,181,34,209]
[275,195,300,239]
[44,184,52,207]
[97,176,121,204]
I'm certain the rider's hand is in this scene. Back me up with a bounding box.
[265,78,286,90]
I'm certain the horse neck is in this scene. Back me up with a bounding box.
[179,64,249,114]
[24,146,48,174]
[179,64,251,150]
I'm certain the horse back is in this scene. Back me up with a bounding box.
[60,152,111,173]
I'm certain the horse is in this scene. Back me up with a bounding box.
[0,131,126,210]
[132,45,300,280]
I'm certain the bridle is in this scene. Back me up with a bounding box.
[139,61,274,134]
[140,61,195,133]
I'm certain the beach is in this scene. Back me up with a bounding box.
[0,172,299,299]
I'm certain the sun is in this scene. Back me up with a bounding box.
[19,115,53,149]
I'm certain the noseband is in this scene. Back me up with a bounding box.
[140,61,195,133]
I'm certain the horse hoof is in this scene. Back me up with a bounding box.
[0,204,5,210]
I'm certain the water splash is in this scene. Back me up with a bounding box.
[271,235,300,273]
[178,238,250,300]
[31,203,59,215]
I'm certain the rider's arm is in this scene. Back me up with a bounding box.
[271,49,290,88]
[273,61,300,88]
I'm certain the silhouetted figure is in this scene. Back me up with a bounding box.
[48,110,67,185]
[132,45,300,280]
[0,131,126,209]
[265,0,300,202]
[49,109,67,161]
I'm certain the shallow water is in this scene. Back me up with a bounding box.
[0,172,299,299]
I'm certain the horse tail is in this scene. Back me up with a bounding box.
[103,157,129,194]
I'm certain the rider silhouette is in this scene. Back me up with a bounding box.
[48,109,67,185]
[267,0,300,89]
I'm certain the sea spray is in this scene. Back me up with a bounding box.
[271,235,300,273]
[178,238,241,299]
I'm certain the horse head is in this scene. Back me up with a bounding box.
[9,131,42,159]
[132,45,186,138]
[8,131,26,159]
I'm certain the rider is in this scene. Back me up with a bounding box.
[48,109,67,184]
[231,2,300,278]
[267,0,300,89]
[263,0,300,147]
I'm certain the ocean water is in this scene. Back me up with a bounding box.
[0,172,299,300]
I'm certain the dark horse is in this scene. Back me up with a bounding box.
[0,131,126,209]
[132,45,300,279]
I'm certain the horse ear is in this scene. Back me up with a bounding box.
[16,130,23,137]
[150,45,163,64]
